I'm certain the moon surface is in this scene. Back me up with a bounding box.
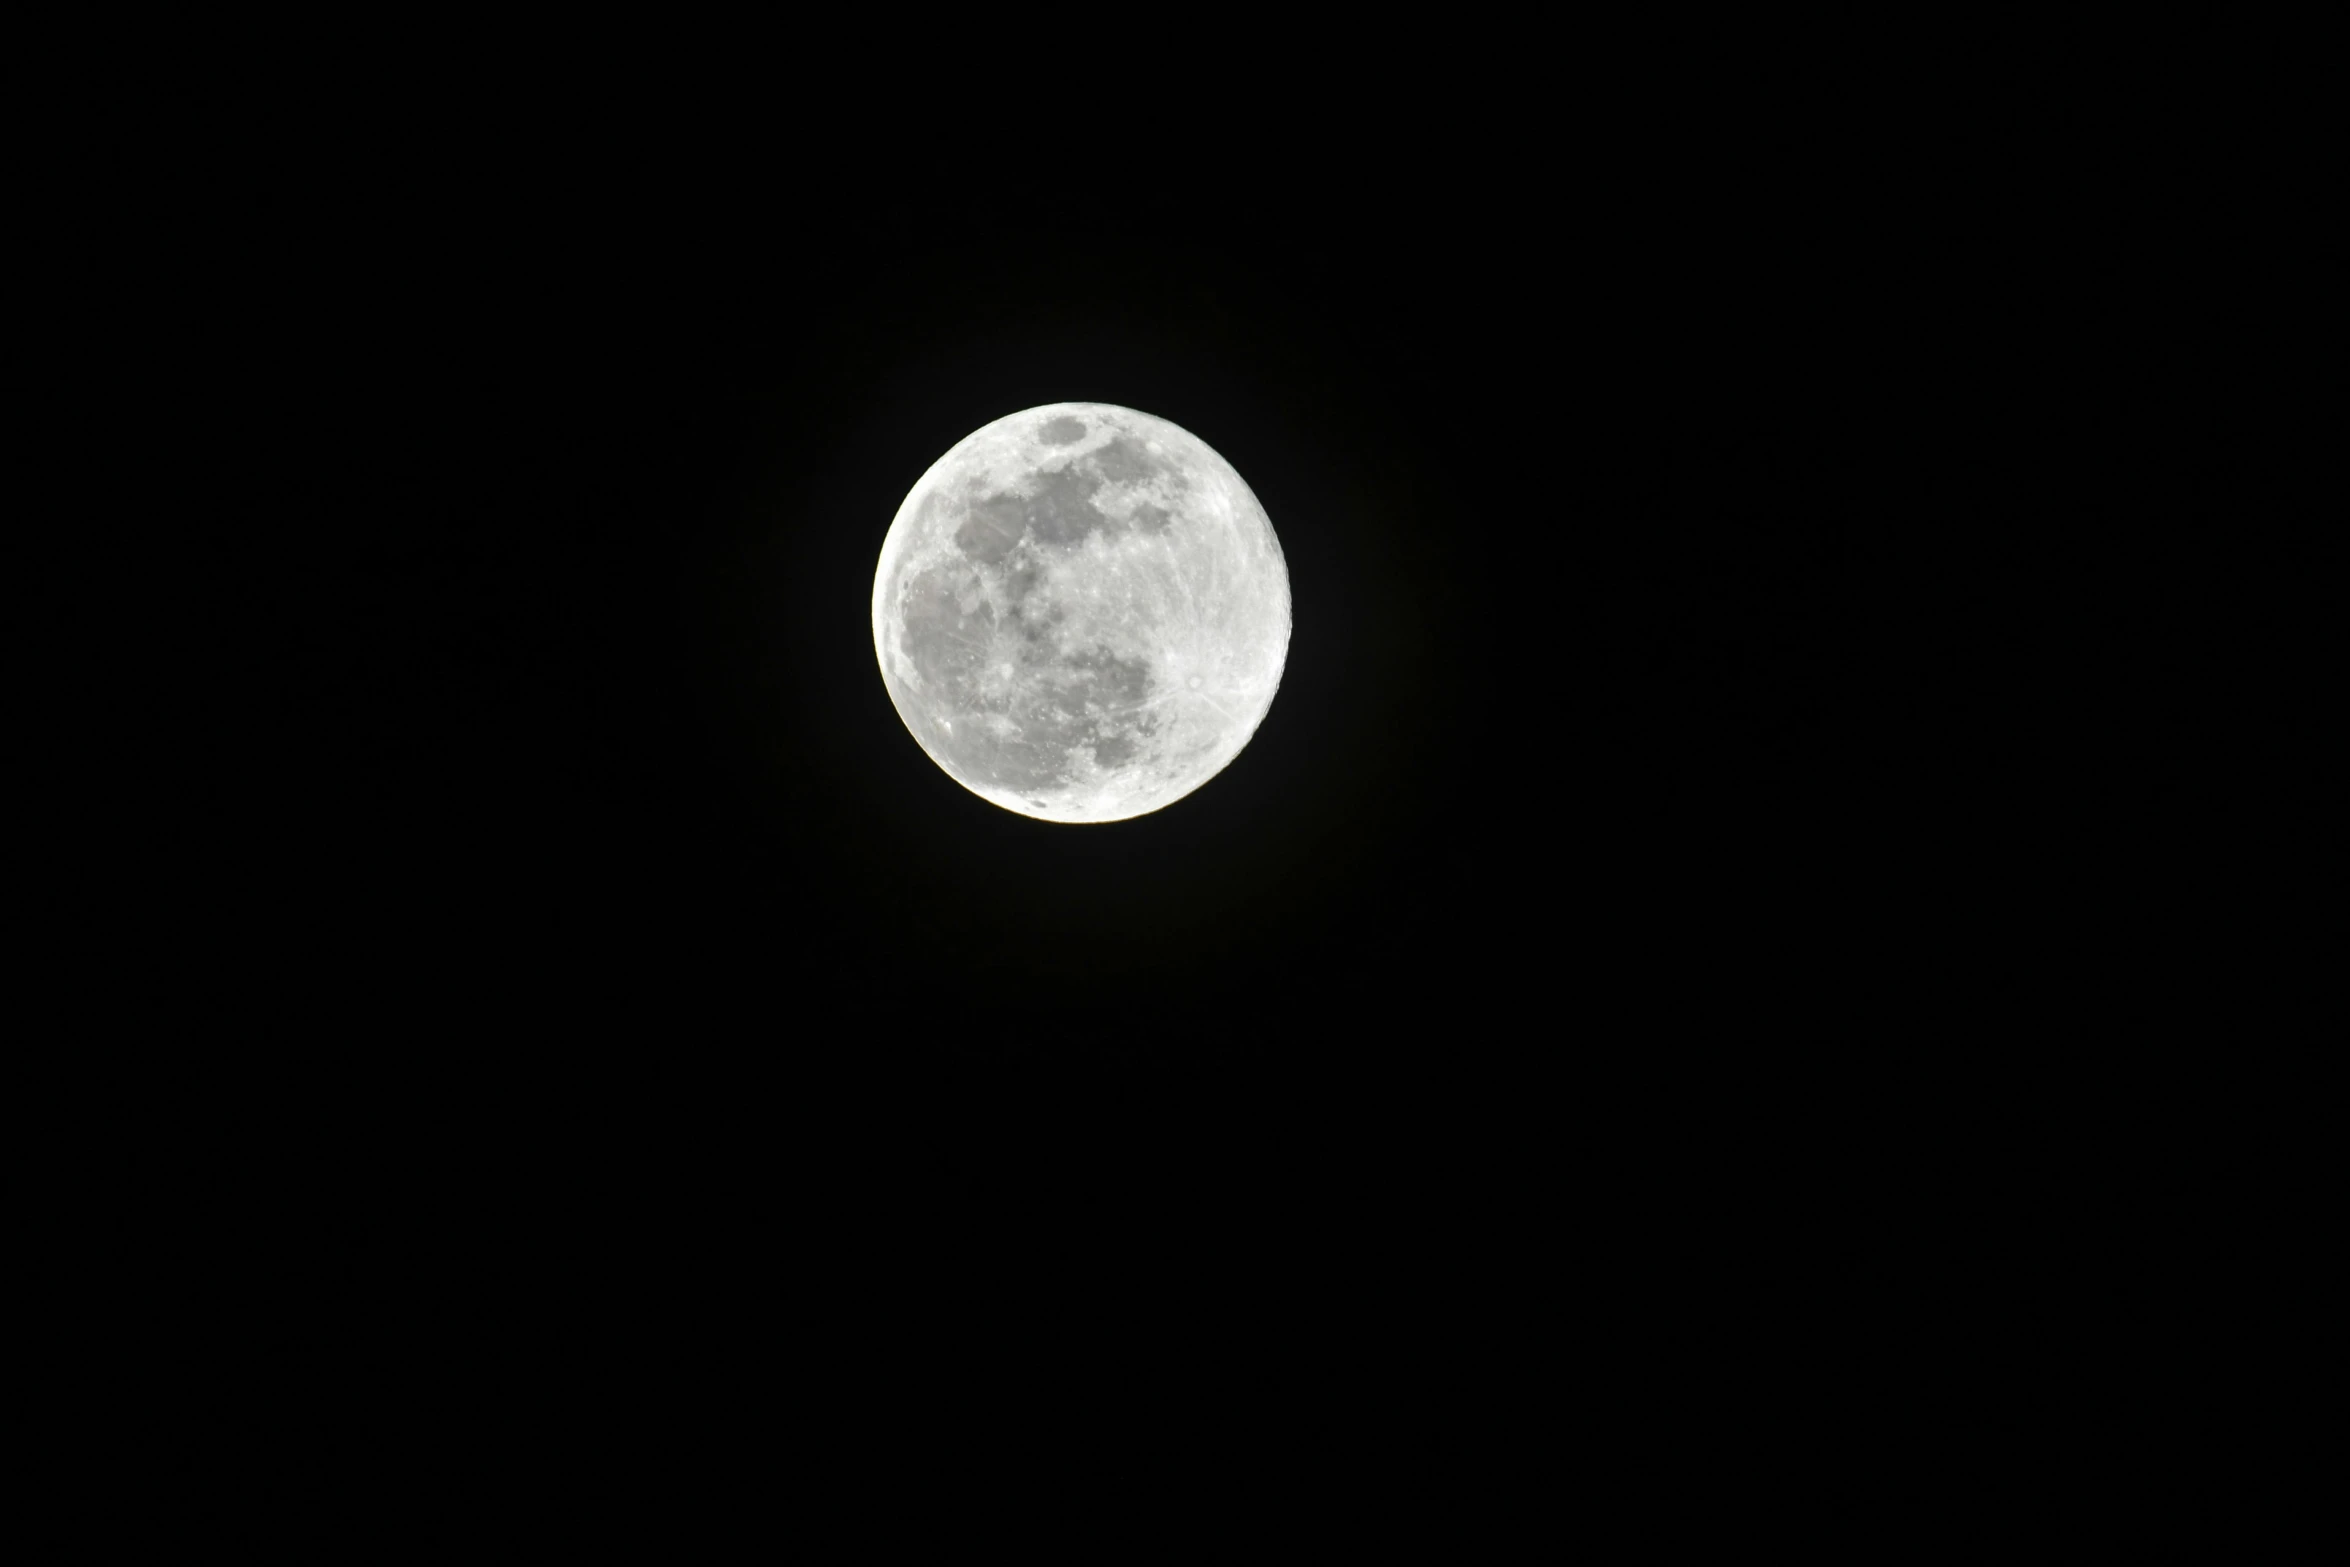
[871,403,1290,822]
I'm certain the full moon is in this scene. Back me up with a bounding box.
[871,403,1291,823]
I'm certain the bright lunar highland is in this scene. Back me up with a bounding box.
[871,403,1291,822]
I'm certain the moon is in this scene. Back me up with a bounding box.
[871,403,1291,823]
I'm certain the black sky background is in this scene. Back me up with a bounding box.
[37,24,2319,1515]
[68,29,2325,1504]
[138,38,2244,1323]
[238,150,1897,1053]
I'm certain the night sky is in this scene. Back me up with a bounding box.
[241,174,2028,1057]
[173,53,2218,1294]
